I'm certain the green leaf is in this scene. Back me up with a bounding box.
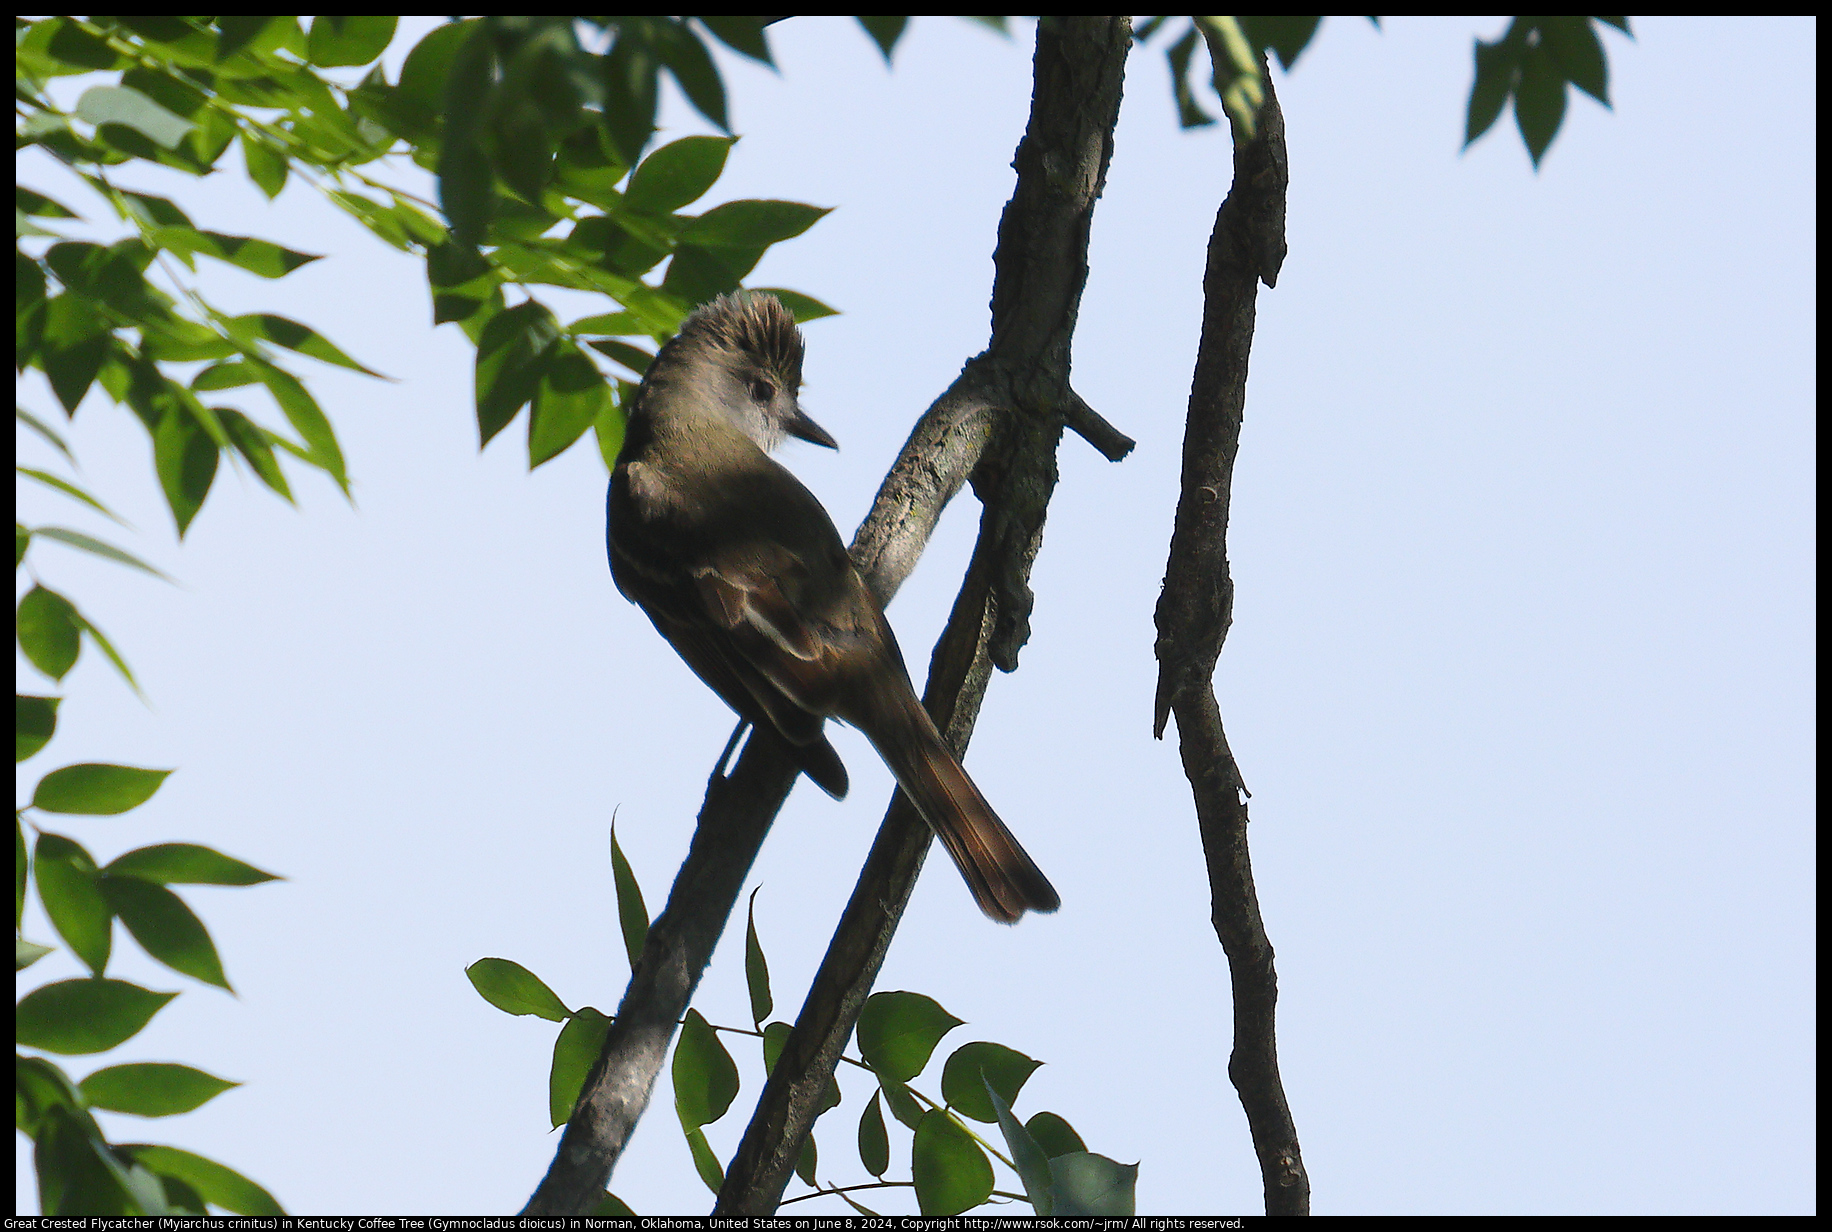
[227,313,380,374]
[18,694,61,762]
[39,17,127,73]
[662,244,762,305]
[529,344,608,467]
[1240,15,1323,71]
[585,339,655,378]
[120,1145,284,1216]
[598,29,662,171]
[911,1108,993,1216]
[1166,27,1216,128]
[16,978,177,1055]
[139,318,236,363]
[18,938,55,970]
[17,585,82,680]
[625,135,733,214]
[476,299,561,446]
[33,763,173,815]
[795,1131,818,1187]
[878,1074,924,1130]
[1049,1152,1138,1218]
[106,843,280,886]
[1514,42,1569,167]
[655,23,729,131]
[156,230,321,279]
[858,1089,890,1178]
[987,1080,1054,1215]
[1467,23,1524,147]
[34,832,113,975]
[215,15,281,61]
[568,312,641,337]
[16,407,76,463]
[45,240,161,317]
[153,406,219,536]
[16,1054,84,1138]
[941,1041,1041,1123]
[744,889,772,1027]
[856,990,964,1084]
[397,19,478,116]
[71,610,140,694]
[17,466,124,522]
[75,85,196,150]
[681,199,830,248]
[748,288,839,324]
[80,1063,238,1117]
[856,16,908,62]
[17,187,80,219]
[16,523,27,567]
[761,1020,792,1074]
[549,1006,613,1127]
[1539,16,1610,105]
[696,17,774,65]
[307,15,397,67]
[593,1191,637,1217]
[486,71,556,207]
[682,1122,723,1194]
[240,132,289,199]
[39,294,111,413]
[609,823,649,972]
[118,65,208,121]
[438,26,498,247]
[1024,1111,1087,1160]
[16,817,27,930]
[31,527,170,580]
[191,361,259,391]
[32,1105,136,1216]
[250,359,348,492]
[1194,15,1265,139]
[465,957,572,1021]
[218,407,294,500]
[102,876,229,989]
[595,391,627,471]
[672,1008,739,1127]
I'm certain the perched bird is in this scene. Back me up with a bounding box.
[606,292,1059,923]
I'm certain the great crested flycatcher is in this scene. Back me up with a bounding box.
[606,292,1059,923]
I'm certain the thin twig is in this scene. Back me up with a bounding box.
[1150,70,1307,1215]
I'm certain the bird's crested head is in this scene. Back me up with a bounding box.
[647,292,836,452]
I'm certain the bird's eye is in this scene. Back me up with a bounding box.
[750,378,776,404]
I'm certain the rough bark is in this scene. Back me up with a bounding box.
[523,15,1132,1216]
[1150,73,1309,1215]
[713,15,1133,1216]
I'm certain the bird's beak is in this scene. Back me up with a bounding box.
[785,407,839,450]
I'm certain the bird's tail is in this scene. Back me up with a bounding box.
[860,687,1059,924]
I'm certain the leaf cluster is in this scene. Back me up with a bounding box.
[403,15,837,465]
[1138,15,1632,165]
[1465,17,1631,166]
[467,841,1135,1215]
[18,665,282,1214]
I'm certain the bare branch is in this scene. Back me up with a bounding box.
[1151,70,1308,1215]
[1064,388,1136,461]
[715,15,1134,1215]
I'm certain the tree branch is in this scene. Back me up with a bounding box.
[1150,73,1308,1215]
[524,15,1133,1216]
[714,15,1133,1215]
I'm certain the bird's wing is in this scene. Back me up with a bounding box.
[691,538,889,718]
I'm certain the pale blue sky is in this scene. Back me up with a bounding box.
[17,16,1814,1215]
